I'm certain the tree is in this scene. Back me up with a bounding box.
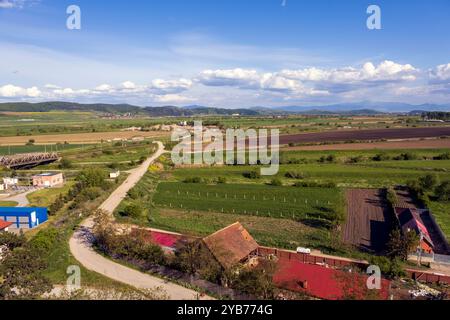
[386,228,419,260]
[0,246,52,299]
[76,168,107,189]
[230,260,277,299]
[435,181,450,201]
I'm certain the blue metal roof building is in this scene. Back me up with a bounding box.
[0,207,48,229]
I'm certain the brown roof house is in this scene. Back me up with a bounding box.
[203,222,259,270]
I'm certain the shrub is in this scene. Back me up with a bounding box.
[216,176,227,184]
[77,168,107,189]
[435,181,450,201]
[434,152,450,160]
[183,177,203,183]
[372,153,391,161]
[121,203,143,218]
[243,171,261,179]
[58,158,73,169]
[269,179,282,186]
[394,152,417,161]
[418,174,438,191]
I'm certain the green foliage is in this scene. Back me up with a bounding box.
[394,152,418,161]
[76,167,108,189]
[368,256,405,279]
[419,174,439,191]
[372,153,391,161]
[120,203,143,218]
[172,240,223,283]
[242,171,261,179]
[30,227,59,252]
[386,228,419,261]
[269,178,283,186]
[435,181,450,201]
[216,176,227,184]
[58,158,73,169]
[183,177,203,183]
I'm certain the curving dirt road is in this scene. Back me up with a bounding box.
[69,141,210,300]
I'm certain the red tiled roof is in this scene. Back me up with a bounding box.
[203,222,259,269]
[0,219,12,230]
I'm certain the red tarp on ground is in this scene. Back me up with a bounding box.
[273,258,390,300]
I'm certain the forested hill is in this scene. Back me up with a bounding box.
[0,102,259,116]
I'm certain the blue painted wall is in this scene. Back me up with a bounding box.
[0,207,48,228]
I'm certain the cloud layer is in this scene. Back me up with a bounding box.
[0,60,449,106]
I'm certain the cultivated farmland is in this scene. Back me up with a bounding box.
[153,182,343,225]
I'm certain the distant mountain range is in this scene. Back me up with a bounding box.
[0,101,448,117]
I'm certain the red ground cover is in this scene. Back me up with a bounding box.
[149,231,180,248]
[273,258,390,300]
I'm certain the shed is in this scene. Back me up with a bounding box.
[0,207,48,229]
[202,222,259,269]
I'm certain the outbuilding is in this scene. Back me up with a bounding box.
[0,207,48,230]
[32,172,64,188]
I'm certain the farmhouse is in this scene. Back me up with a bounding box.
[395,207,434,253]
[32,172,64,188]
[202,222,259,269]
[0,218,12,232]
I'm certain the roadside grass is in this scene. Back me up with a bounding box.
[0,144,85,155]
[27,182,75,207]
[0,201,18,207]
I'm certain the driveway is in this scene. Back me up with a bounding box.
[69,141,210,300]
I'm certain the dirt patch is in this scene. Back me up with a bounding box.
[343,189,393,253]
[0,131,169,145]
[283,138,450,151]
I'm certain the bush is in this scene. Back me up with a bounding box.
[394,152,417,161]
[242,171,261,179]
[372,153,390,161]
[293,181,337,188]
[216,176,227,184]
[121,203,143,218]
[434,152,450,160]
[368,256,405,279]
[435,181,450,201]
[58,158,73,169]
[183,177,202,183]
[418,174,438,191]
[269,179,282,186]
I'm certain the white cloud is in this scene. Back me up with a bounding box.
[94,84,114,92]
[121,81,137,90]
[0,84,41,97]
[198,68,260,88]
[0,0,37,9]
[430,63,450,82]
[280,60,417,84]
[153,94,194,104]
[149,78,192,94]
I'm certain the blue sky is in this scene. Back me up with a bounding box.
[0,0,450,107]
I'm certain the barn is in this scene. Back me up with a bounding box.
[0,207,48,230]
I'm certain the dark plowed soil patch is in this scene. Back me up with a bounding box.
[280,127,450,145]
[343,189,393,253]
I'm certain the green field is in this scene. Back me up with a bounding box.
[0,143,86,155]
[153,182,343,225]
